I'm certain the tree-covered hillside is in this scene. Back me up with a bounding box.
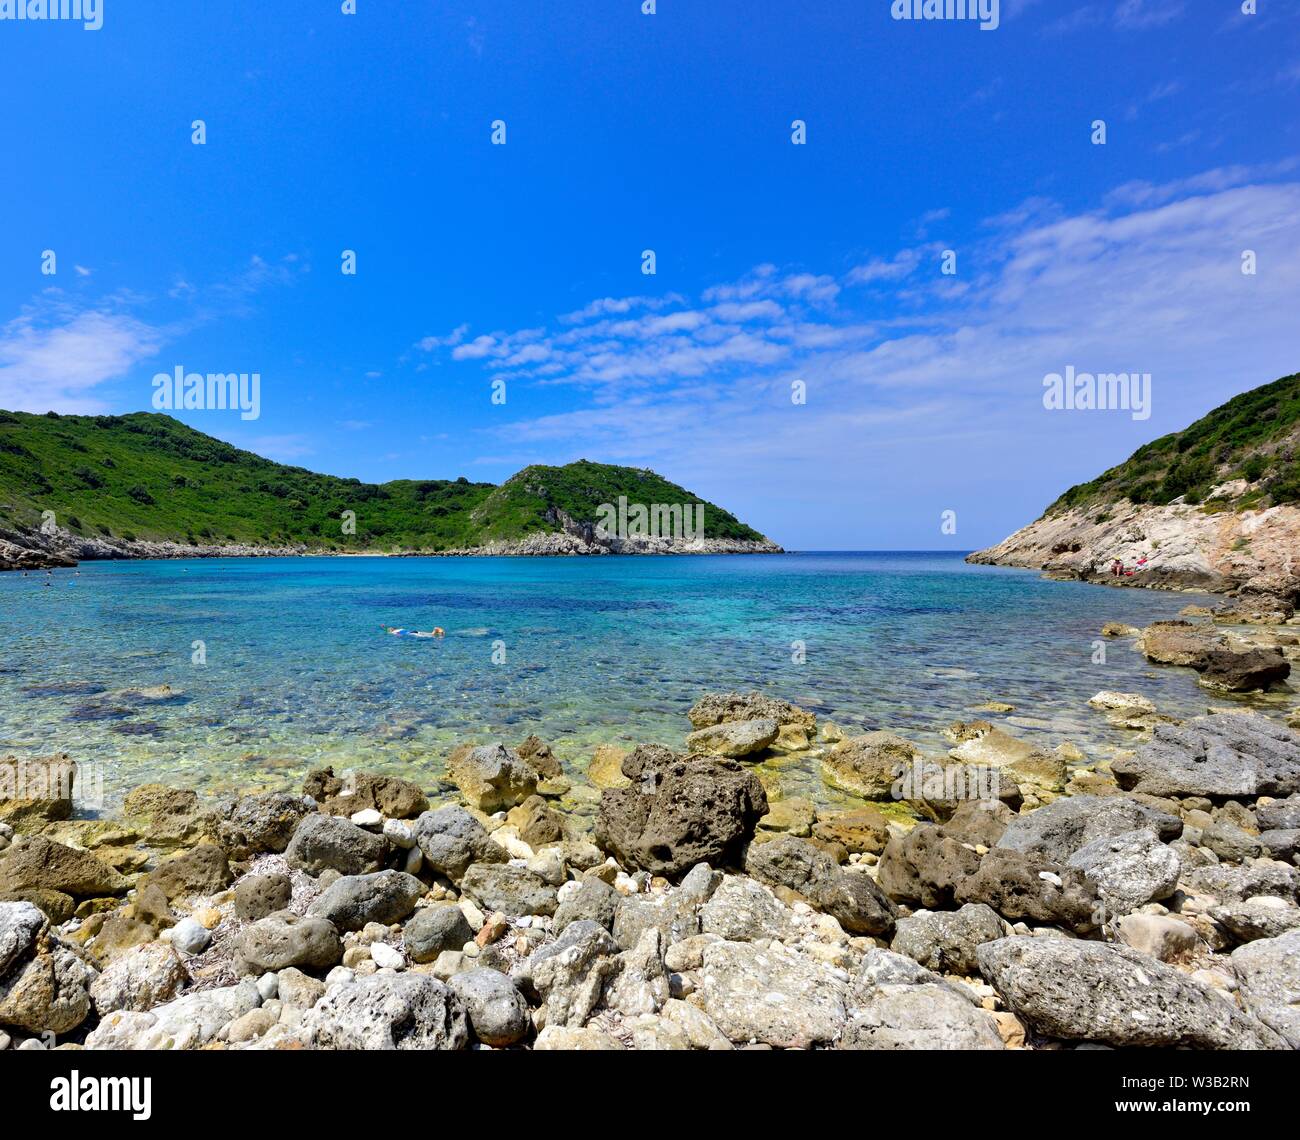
[1049,371,1300,514]
[0,411,770,550]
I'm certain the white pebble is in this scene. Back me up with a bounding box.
[169,917,211,955]
[370,942,404,970]
[383,819,416,848]
[350,808,383,829]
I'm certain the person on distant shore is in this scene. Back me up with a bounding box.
[1110,559,1123,577]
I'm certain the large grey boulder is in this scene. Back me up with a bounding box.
[977,936,1283,1049]
[1111,714,1300,799]
[745,834,896,936]
[513,920,621,1029]
[1231,930,1300,1048]
[956,848,1100,932]
[236,912,342,973]
[449,968,530,1047]
[1257,795,1300,831]
[841,983,1003,1050]
[694,941,848,1048]
[460,863,557,917]
[1181,860,1300,905]
[307,870,424,932]
[603,928,672,1018]
[217,792,312,859]
[284,814,388,877]
[294,974,470,1050]
[0,921,96,1036]
[89,941,187,1015]
[699,876,790,942]
[996,795,1181,863]
[1066,828,1181,916]
[404,903,475,963]
[413,805,507,882]
[1211,896,1300,943]
[552,877,618,934]
[594,751,767,879]
[87,978,262,1049]
[890,904,1007,977]
[0,900,45,977]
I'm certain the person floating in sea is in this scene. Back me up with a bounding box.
[381,625,445,639]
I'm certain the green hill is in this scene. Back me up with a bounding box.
[1049,371,1300,514]
[0,410,771,551]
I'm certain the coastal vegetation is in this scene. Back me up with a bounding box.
[1049,371,1300,512]
[0,411,768,551]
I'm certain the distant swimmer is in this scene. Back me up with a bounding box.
[381,625,445,639]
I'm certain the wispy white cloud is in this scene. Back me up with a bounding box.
[420,166,1300,545]
[0,308,164,414]
[0,255,305,414]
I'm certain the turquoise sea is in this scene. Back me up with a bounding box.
[0,552,1255,812]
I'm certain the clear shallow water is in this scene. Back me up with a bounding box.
[0,552,1234,811]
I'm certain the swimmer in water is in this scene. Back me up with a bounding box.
[381,625,444,638]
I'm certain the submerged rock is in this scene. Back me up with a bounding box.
[0,754,77,828]
[685,717,779,758]
[447,744,537,813]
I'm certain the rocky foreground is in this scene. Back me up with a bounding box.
[2,635,1299,1051]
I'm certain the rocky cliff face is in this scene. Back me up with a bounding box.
[0,527,306,571]
[968,498,1300,599]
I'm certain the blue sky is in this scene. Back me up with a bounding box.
[1,0,1298,549]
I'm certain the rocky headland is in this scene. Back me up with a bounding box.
[969,371,1300,607]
